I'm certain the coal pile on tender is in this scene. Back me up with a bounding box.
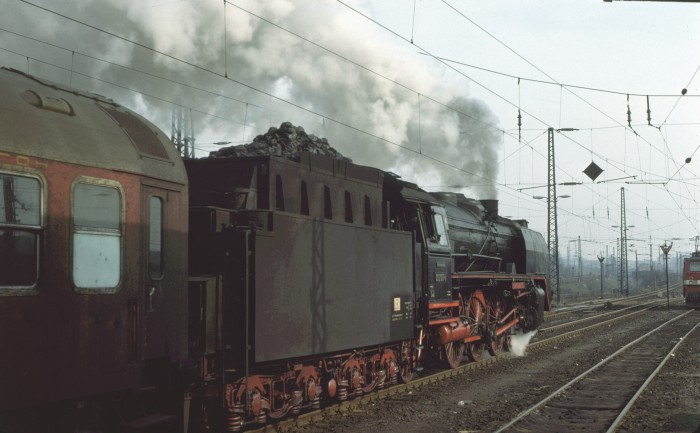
[210,121,350,162]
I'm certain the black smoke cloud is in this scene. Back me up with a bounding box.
[0,0,500,198]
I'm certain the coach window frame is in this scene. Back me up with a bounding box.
[323,185,333,219]
[148,195,164,280]
[363,195,372,226]
[300,180,310,215]
[275,174,285,211]
[344,190,353,223]
[0,169,44,295]
[71,176,125,294]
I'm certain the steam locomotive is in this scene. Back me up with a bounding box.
[0,67,549,432]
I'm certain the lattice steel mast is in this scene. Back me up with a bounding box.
[620,187,629,296]
[547,128,560,304]
[171,107,196,159]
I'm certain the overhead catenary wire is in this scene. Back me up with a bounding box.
[434,0,699,235]
[5,5,652,235]
[11,0,519,198]
[17,0,685,202]
[437,0,686,181]
[6,2,700,240]
[428,55,700,98]
[333,0,650,223]
[660,61,700,126]
[335,0,678,190]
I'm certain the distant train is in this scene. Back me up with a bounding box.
[682,251,700,306]
[0,67,550,432]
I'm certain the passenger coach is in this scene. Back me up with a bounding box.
[0,68,189,430]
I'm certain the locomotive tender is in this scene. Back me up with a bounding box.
[0,67,549,432]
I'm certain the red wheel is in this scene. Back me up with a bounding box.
[398,341,415,383]
[443,341,464,369]
[325,377,337,399]
[399,361,414,383]
[467,291,486,362]
[306,377,317,401]
[466,340,484,362]
[487,299,507,356]
[351,369,361,390]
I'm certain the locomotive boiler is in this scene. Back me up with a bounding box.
[0,66,550,432]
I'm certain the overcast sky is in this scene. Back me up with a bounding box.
[2,0,700,264]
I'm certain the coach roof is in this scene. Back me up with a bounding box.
[0,67,186,185]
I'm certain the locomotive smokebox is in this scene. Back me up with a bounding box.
[480,199,499,220]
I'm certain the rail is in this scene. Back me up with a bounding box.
[250,298,684,433]
[492,309,698,433]
[546,284,680,318]
[539,299,663,334]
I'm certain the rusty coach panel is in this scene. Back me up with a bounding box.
[0,67,188,414]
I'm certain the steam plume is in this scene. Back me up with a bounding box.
[0,0,500,197]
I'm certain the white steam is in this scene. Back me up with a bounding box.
[509,330,537,357]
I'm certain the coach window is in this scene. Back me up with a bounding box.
[72,181,122,291]
[364,195,372,226]
[149,197,163,279]
[300,181,309,215]
[0,173,41,289]
[275,175,285,211]
[344,191,353,223]
[323,186,332,219]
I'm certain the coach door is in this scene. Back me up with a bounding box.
[141,184,184,361]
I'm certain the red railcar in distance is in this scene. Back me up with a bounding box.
[682,251,700,306]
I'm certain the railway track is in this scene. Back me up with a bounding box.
[537,299,664,336]
[546,285,680,319]
[493,309,700,433]
[251,298,683,433]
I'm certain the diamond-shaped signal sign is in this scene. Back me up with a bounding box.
[583,161,603,181]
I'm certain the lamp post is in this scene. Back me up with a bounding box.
[660,242,673,310]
